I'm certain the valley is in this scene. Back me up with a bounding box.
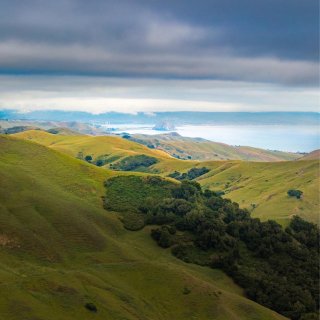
[0,135,290,320]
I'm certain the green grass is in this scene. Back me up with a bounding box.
[195,160,319,225]
[104,175,174,213]
[11,130,320,225]
[0,135,287,320]
[13,130,171,164]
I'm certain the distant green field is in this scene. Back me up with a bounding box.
[0,135,287,320]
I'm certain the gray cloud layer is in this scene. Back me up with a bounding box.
[0,75,318,113]
[0,0,318,85]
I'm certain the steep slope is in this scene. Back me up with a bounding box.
[127,132,302,161]
[0,135,286,320]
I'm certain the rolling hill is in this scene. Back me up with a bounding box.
[12,130,320,225]
[126,132,302,161]
[0,134,287,320]
[298,149,320,161]
[13,129,171,161]
[193,160,319,225]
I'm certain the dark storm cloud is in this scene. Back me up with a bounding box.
[0,0,318,85]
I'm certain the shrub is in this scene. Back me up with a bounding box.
[288,189,303,199]
[183,287,191,295]
[85,302,97,312]
[85,155,93,163]
[96,159,106,167]
[122,213,145,231]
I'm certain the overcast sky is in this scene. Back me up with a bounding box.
[0,0,319,113]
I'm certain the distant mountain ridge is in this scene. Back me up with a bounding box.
[1,109,319,125]
[126,132,302,161]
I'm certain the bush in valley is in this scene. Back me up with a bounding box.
[112,155,158,171]
[84,155,93,163]
[288,189,303,199]
[104,175,319,320]
[168,167,210,180]
[94,154,112,167]
[85,302,97,312]
[96,159,106,167]
[47,128,59,134]
[122,213,145,231]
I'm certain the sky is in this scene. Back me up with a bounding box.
[0,0,319,113]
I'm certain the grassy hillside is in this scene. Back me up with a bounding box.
[12,130,320,225]
[154,160,319,225]
[127,132,302,161]
[13,130,171,162]
[0,135,286,320]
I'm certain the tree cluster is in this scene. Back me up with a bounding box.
[110,178,319,320]
[112,155,158,171]
[287,189,303,199]
[168,167,210,180]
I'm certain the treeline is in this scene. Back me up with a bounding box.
[76,153,157,171]
[168,167,210,180]
[104,176,319,320]
[111,155,158,171]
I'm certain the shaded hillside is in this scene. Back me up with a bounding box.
[126,133,302,161]
[0,135,287,320]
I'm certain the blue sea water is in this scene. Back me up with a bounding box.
[108,124,319,153]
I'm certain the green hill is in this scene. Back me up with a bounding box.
[126,132,302,161]
[11,130,320,225]
[0,135,287,320]
[13,130,171,162]
[158,160,319,225]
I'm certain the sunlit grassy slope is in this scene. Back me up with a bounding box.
[0,135,286,320]
[12,130,320,225]
[193,160,319,225]
[152,160,319,225]
[13,130,171,161]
